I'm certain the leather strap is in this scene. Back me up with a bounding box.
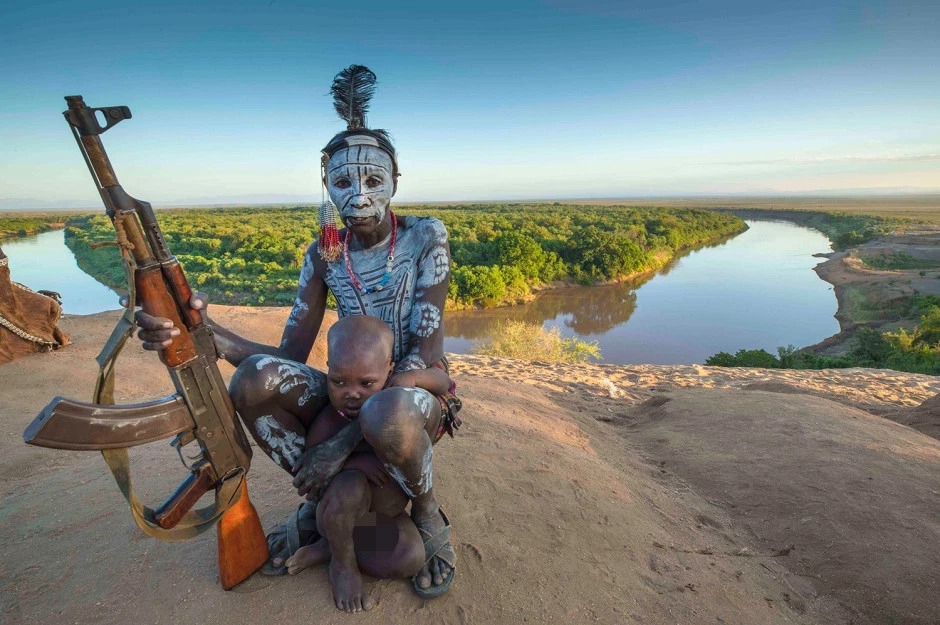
[93,235,242,540]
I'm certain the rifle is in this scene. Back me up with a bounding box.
[23,96,268,589]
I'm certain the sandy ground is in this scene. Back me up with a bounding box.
[2,307,939,625]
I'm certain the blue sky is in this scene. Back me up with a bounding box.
[2,0,938,206]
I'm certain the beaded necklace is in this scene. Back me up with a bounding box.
[344,211,397,294]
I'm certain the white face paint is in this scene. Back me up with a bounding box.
[326,145,394,228]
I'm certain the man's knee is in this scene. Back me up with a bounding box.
[359,388,431,443]
[360,388,438,471]
[229,354,274,410]
[229,354,326,414]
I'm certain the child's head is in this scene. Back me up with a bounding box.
[326,315,394,418]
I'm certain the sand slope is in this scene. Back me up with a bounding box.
[1,309,939,625]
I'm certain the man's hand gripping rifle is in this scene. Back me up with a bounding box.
[23,96,268,589]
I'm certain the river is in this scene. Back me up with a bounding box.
[444,220,839,364]
[2,220,838,364]
[2,229,120,315]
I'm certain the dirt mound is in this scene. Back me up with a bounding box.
[887,393,940,441]
[624,389,940,625]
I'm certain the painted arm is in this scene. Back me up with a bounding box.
[391,218,451,378]
[275,243,328,363]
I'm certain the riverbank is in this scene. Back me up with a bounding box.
[723,210,940,356]
[2,309,938,624]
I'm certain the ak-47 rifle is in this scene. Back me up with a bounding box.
[23,96,268,589]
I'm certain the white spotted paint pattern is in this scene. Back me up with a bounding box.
[412,301,441,338]
[417,244,449,288]
[254,414,304,468]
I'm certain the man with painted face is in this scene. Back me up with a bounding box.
[134,66,458,608]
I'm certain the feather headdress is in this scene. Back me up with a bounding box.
[330,64,377,130]
[318,64,397,262]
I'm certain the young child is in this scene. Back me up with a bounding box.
[283,314,452,613]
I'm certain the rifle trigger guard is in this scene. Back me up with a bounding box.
[169,431,198,470]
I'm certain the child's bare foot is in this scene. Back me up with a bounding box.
[329,556,373,612]
[285,538,330,575]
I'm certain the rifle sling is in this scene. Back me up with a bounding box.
[94,243,242,541]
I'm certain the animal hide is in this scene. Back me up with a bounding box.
[0,247,69,364]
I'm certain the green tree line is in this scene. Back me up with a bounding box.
[0,213,88,240]
[59,203,745,307]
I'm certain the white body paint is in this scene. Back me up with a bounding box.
[417,244,450,288]
[384,437,434,498]
[412,301,441,338]
[255,355,325,405]
[323,216,449,368]
[404,387,435,421]
[382,388,437,496]
[298,252,316,290]
[285,298,309,328]
[254,414,304,468]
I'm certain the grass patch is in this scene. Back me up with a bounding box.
[471,320,601,363]
[859,252,939,270]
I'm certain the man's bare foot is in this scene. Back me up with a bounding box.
[284,538,330,575]
[329,557,374,612]
[412,508,455,592]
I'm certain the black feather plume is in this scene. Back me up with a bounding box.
[330,65,377,130]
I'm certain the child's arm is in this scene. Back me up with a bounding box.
[391,366,451,396]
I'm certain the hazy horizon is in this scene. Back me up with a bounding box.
[4,190,940,213]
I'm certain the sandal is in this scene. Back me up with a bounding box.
[260,501,320,576]
[412,507,456,598]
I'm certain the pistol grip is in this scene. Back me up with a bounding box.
[154,461,215,529]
